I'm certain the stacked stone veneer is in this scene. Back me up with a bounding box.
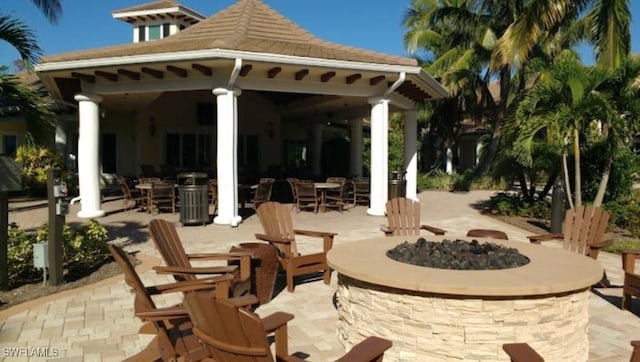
[336,275,591,361]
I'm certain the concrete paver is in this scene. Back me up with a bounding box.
[0,190,638,361]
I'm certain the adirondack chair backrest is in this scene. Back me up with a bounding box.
[183,290,273,361]
[563,205,610,255]
[385,197,422,236]
[149,218,193,281]
[256,201,298,256]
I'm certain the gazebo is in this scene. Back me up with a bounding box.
[34,0,448,225]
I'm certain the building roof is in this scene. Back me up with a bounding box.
[112,0,180,13]
[42,0,416,67]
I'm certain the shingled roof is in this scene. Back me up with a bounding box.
[42,0,417,67]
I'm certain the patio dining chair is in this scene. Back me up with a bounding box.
[255,201,337,292]
[181,291,393,362]
[286,177,299,208]
[353,177,370,206]
[294,180,319,213]
[118,176,146,212]
[251,179,274,210]
[325,180,352,213]
[150,181,176,214]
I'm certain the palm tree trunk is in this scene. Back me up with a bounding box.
[562,152,574,209]
[593,155,613,207]
[573,128,582,207]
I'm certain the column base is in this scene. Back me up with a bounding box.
[366,207,385,216]
[77,209,105,219]
[214,215,243,227]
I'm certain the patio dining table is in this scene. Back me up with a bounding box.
[314,182,340,212]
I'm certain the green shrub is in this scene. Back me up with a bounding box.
[604,190,640,238]
[7,223,39,282]
[7,220,110,287]
[484,192,551,219]
[602,239,640,254]
[418,170,456,190]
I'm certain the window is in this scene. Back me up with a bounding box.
[165,133,213,169]
[138,25,145,42]
[148,25,161,40]
[1,135,17,156]
[162,23,171,37]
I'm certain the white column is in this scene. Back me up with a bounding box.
[74,93,104,219]
[367,97,389,216]
[213,87,242,227]
[446,147,453,174]
[475,141,483,166]
[404,110,418,201]
[349,118,363,177]
[311,123,323,177]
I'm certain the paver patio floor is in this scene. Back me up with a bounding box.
[1,190,639,361]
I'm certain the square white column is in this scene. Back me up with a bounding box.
[74,93,105,219]
[213,87,242,227]
[367,97,389,216]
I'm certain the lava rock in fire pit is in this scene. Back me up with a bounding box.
[386,238,530,270]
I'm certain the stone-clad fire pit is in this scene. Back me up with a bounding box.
[327,235,603,361]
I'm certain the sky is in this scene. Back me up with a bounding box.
[1,0,640,70]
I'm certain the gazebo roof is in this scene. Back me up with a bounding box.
[42,0,416,67]
[111,0,205,25]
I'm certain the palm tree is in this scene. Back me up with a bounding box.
[511,51,639,207]
[1,0,62,143]
[496,0,631,69]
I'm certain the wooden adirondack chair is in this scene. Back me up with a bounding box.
[381,197,446,237]
[527,205,612,260]
[148,218,256,300]
[502,343,544,362]
[108,243,232,362]
[632,340,640,362]
[622,250,640,311]
[255,201,336,292]
[182,290,393,362]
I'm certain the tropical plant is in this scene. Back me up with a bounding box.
[14,138,65,195]
[1,0,62,143]
[511,52,640,207]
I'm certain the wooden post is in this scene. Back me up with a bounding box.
[47,168,64,285]
[0,192,8,290]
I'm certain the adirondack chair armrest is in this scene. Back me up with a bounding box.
[622,250,640,274]
[135,306,188,321]
[146,274,235,295]
[293,229,336,251]
[254,233,292,245]
[153,265,238,276]
[186,252,253,281]
[261,311,295,333]
[293,229,337,238]
[335,336,393,362]
[527,233,564,244]
[380,224,393,236]
[420,224,447,235]
[502,343,544,362]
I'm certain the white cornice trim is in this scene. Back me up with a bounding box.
[112,7,205,21]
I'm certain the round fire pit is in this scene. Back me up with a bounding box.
[387,238,530,270]
[327,235,603,361]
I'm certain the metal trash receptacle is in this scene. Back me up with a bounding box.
[177,172,209,226]
[388,171,406,200]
